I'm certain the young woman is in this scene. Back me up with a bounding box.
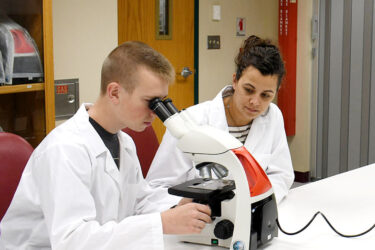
[147,35,294,204]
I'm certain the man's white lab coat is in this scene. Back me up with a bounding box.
[147,87,295,204]
[0,104,172,250]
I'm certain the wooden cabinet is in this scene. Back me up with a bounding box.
[0,0,54,147]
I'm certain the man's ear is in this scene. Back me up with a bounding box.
[106,82,121,104]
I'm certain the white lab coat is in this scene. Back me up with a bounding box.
[0,104,173,250]
[146,86,295,204]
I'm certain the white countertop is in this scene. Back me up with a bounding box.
[164,164,375,250]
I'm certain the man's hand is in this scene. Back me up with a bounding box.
[161,203,212,234]
[177,198,193,206]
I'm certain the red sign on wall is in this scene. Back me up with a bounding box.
[278,0,297,136]
[56,85,68,94]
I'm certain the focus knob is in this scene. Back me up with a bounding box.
[214,219,234,239]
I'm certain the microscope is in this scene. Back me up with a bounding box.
[149,98,278,250]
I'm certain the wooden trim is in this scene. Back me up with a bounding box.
[0,83,44,94]
[194,0,198,104]
[43,0,55,134]
[294,171,310,183]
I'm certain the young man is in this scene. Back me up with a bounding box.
[0,41,211,250]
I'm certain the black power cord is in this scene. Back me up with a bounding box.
[276,211,375,238]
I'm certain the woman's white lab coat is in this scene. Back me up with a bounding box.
[146,86,295,204]
[0,104,172,250]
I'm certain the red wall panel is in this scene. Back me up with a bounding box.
[278,0,298,136]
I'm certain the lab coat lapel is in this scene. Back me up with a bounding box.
[207,89,229,131]
[117,132,138,183]
[118,137,132,183]
[244,111,268,152]
[104,151,121,187]
[74,104,122,187]
[117,133,141,217]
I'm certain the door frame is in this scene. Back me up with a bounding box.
[194,0,199,104]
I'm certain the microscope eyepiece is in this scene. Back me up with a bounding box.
[149,98,172,122]
[163,98,179,115]
[149,98,180,122]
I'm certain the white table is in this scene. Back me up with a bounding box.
[164,164,375,250]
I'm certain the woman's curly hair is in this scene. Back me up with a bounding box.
[235,35,285,90]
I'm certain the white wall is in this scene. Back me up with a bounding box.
[198,0,279,102]
[52,0,313,174]
[53,0,279,104]
[199,0,313,174]
[53,0,118,107]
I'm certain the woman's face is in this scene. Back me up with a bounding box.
[231,65,278,125]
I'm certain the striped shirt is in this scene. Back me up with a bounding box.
[222,86,252,143]
[228,124,251,144]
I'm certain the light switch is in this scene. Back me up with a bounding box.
[207,35,220,49]
[212,5,221,21]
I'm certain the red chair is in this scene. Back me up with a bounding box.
[0,132,33,221]
[122,126,159,178]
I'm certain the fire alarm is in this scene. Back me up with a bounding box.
[236,17,246,36]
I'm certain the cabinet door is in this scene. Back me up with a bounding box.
[0,0,55,147]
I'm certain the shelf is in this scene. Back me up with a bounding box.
[0,83,45,95]
[0,0,55,148]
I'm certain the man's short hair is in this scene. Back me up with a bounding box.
[100,41,175,94]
